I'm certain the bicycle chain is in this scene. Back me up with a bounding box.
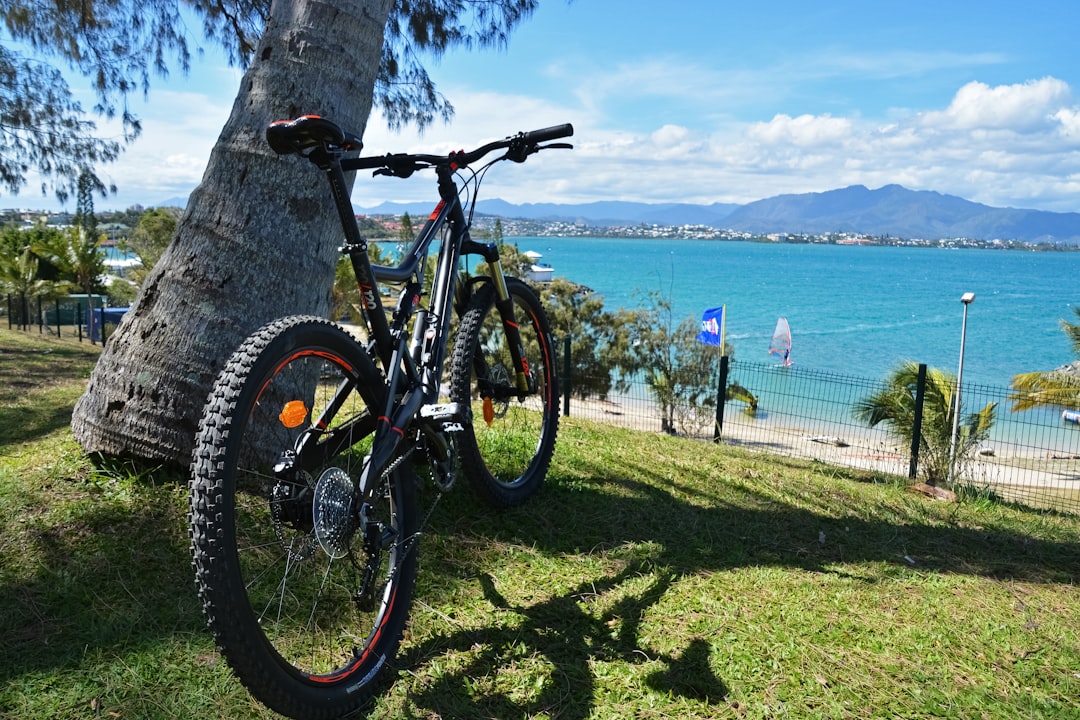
[363,443,446,597]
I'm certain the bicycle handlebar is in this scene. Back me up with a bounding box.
[520,123,576,145]
[266,114,573,177]
[345,122,573,177]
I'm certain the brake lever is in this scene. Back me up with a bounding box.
[373,158,419,178]
[506,141,574,163]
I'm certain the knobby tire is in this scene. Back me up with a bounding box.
[450,278,559,507]
[190,316,419,720]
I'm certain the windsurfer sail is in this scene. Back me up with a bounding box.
[769,317,792,366]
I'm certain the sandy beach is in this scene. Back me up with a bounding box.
[562,392,1080,513]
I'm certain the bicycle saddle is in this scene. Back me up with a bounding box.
[266,115,362,155]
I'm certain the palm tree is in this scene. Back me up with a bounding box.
[34,225,106,336]
[1009,308,1080,412]
[854,361,996,485]
[0,246,52,327]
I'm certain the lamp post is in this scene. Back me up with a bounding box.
[947,292,975,485]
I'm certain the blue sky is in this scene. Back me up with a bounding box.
[7,0,1080,213]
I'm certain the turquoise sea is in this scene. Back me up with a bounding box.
[513,237,1080,390]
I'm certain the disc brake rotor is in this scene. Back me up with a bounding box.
[486,363,512,421]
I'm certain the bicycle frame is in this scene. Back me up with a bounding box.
[190,116,572,719]
[301,144,532,494]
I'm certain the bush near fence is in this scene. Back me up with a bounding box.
[560,352,1080,517]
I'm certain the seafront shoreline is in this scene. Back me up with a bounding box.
[564,393,1080,509]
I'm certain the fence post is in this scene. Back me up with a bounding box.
[714,354,729,442]
[77,302,83,342]
[37,296,43,334]
[6,294,11,329]
[99,306,107,344]
[908,363,927,480]
[54,298,61,337]
[562,334,571,417]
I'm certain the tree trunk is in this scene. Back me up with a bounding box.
[72,0,395,465]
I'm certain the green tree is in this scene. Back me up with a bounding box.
[399,212,414,238]
[72,0,544,464]
[623,292,738,435]
[330,242,388,323]
[0,224,80,326]
[34,224,107,336]
[123,207,180,285]
[397,211,415,260]
[73,169,102,242]
[2,0,526,202]
[854,361,997,485]
[540,278,636,401]
[1008,308,1080,412]
[35,226,106,299]
[0,245,47,327]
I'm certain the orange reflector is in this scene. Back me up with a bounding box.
[482,397,495,427]
[279,400,308,428]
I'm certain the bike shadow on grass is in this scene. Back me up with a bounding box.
[1,443,1077,719]
[394,440,1080,719]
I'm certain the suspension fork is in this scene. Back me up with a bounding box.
[460,237,533,396]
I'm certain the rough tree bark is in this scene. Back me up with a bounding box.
[71,0,396,465]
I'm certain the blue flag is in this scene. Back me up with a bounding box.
[696,306,724,346]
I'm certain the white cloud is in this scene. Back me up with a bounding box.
[923,77,1072,131]
[1054,107,1080,139]
[120,73,1080,214]
[12,70,1080,216]
[746,114,853,147]
[557,76,1080,212]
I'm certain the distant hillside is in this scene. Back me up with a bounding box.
[355,199,740,228]
[162,184,1078,244]
[721,185,1080,244]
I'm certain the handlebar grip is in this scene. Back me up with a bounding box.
[522,123,574,144]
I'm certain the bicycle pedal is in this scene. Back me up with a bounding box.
[420,403,463,420]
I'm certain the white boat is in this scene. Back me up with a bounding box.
[523,250,553,283]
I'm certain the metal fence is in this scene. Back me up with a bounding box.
[5,293,115,344]
[561,354,1080,517]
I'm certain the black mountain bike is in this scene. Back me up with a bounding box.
[189,115,573,719]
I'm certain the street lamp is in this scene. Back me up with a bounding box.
[947,292,976,485]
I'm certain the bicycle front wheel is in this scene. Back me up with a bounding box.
[190,316,418,720]
[450,277,559,507]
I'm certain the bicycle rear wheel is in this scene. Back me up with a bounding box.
[450,277,559,507]
[190,316,418,720]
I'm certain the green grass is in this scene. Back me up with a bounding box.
[2,325,1079,719]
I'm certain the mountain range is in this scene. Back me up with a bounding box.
[354,184,1080,244]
